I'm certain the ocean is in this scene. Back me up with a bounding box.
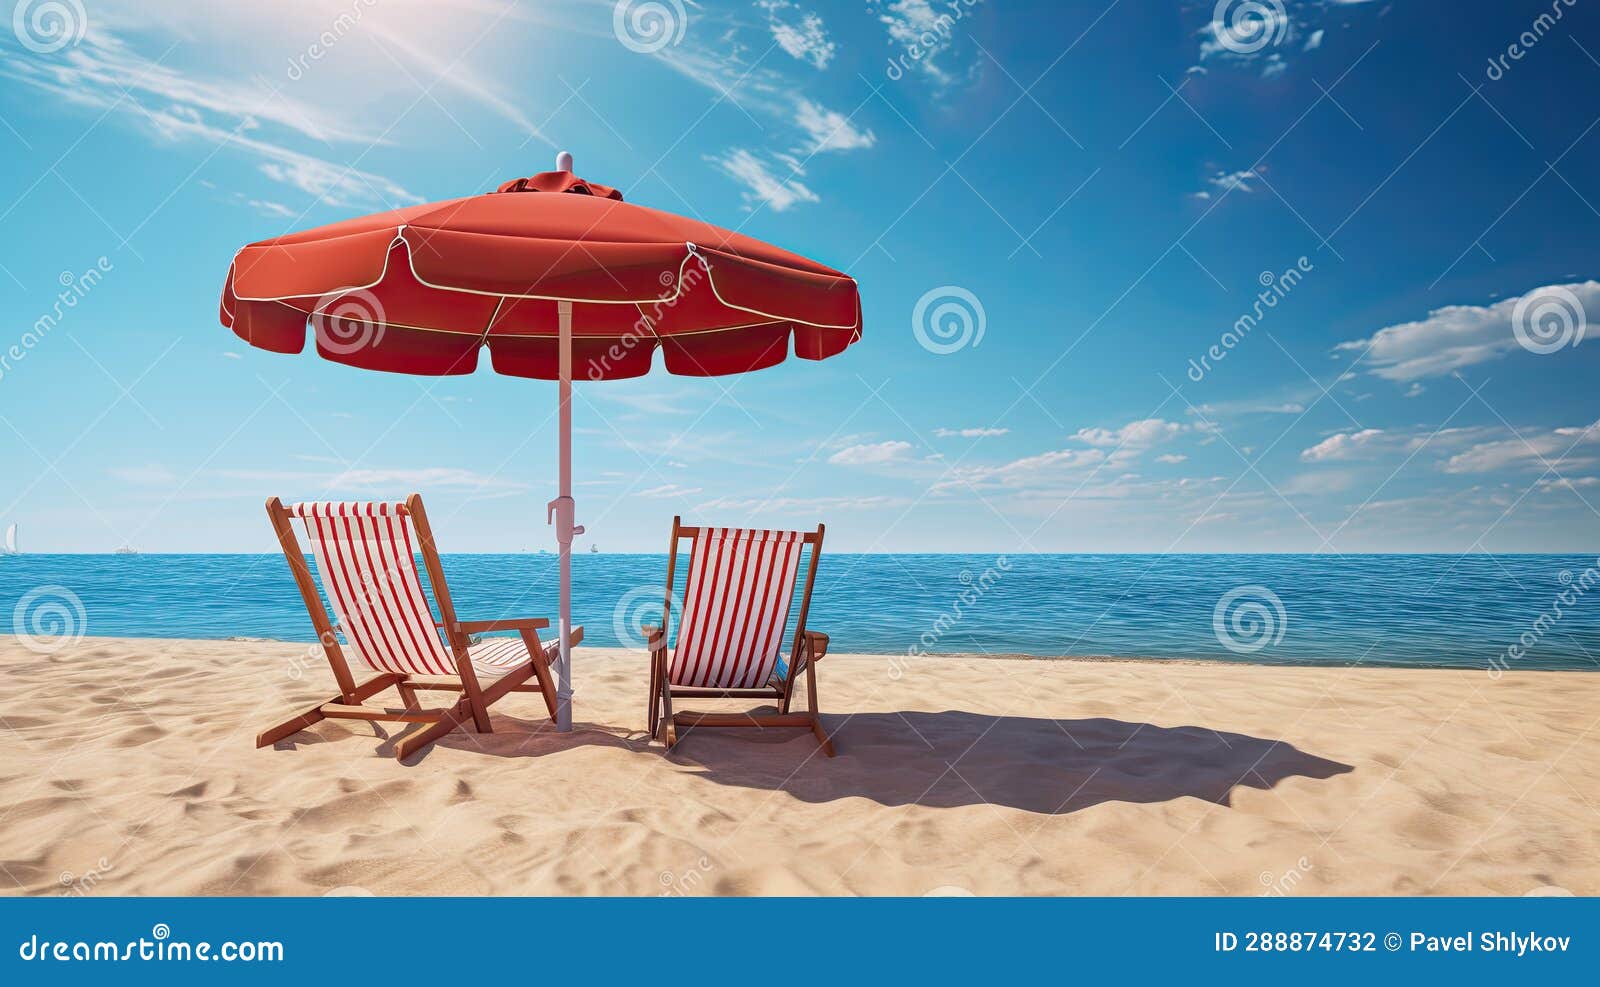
[2,553,1597,671]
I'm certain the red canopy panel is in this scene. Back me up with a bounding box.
[221,172,861,380]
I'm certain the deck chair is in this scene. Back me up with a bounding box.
[645,517,835,756]
[258,494,581,761]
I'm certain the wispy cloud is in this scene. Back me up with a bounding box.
[829,440,914,466]
[794,98,875,153]
[761,1,836,69]
[935,427,1009,438]
[638,482,704,499]
[1,24,420,208]
[1337,281,1597,381]
[711,148,819,211]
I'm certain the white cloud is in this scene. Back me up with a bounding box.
[1204,168,1259,195]
[1073,418,1184,448]
[1155,454,1188,464]
[930,448,1108,495]
[870,0,972,84]
[714,156,803,213]
[1300,428,1392,462]
[829,440,914,465]
[638,483,704,499]
[1443,419,1600,474]
[698,494,909,513]
[711,148,820,211]
[935,427,1009,438]
[762,3,836,69]
[794,98,875,153]
[1337,281,1598,381]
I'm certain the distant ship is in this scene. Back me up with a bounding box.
[589,544,599,554]
[1,523,16,555]
[114,545,138,555]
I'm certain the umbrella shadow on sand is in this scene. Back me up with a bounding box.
[662,710,1353,815]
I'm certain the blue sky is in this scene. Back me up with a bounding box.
[0,0,1597,553]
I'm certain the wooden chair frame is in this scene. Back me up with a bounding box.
[258,493,581,761]
[645,516,835,757]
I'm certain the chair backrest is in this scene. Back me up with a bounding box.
[666,522,823,689]
[280,500,458,677]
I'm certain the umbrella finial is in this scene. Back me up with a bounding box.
[556,151,573,173]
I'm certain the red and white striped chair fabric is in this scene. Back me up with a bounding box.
[289,501,542,679]
[669,527,806,689]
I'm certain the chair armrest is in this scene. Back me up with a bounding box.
[803,630,829,661]
[642,624,668,654]
[453,617,550,634]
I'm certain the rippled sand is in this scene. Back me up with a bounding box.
[1,637,1595,896]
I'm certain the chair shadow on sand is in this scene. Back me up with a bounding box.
[661,710,1354,815]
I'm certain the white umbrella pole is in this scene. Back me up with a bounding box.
[551,297,580,732]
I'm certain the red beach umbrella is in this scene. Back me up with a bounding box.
[220,152,863,731]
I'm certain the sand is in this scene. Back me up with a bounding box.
[1,636,1596,896]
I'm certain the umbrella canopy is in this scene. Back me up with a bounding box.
[220,154,862,732]
[221,167,861,380]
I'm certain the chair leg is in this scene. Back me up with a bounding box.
[660,678,677,750]
[394,698,473,761]
[525,632,559,723]
[396,682,420,710]
[647,650,663,739]
[256,699,331,748]
[806,662,833,756]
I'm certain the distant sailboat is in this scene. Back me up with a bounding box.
[1,523,16,555]
[589,544,599,554]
